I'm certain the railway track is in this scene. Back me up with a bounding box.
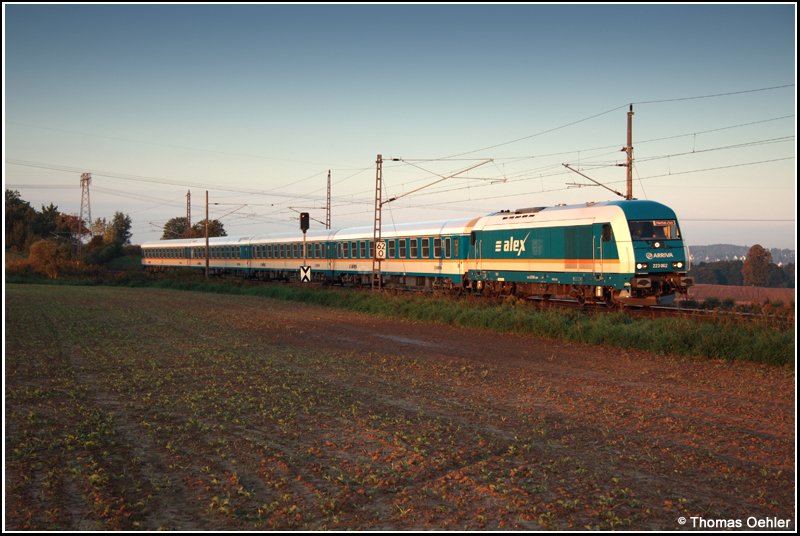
[147,271,795,329]
[523,294,794,328]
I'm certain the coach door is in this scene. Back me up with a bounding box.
[469,231,482,273]
[592,223,613,280]
[327,242,334,282]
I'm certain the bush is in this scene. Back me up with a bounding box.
[28,239,67,278]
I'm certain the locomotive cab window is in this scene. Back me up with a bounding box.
[628,220,680,241]
[602,224,613,242]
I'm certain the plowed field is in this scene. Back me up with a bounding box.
[5,285,795,530]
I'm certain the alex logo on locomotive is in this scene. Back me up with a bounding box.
[494,232,531,256]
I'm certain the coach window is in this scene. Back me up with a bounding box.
[444,237,452,258]
[399,238,407,259]
[434,237,442,258]
[359,241,366,259]
[422,238,431,258]
[388,240,396,259]
[410,238,418,258]
[369,241,375,259]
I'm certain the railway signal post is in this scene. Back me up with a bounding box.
[300,212,311,283]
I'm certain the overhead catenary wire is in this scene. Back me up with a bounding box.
[7,83,794,243]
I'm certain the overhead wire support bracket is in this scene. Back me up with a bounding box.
[562,163,627,199]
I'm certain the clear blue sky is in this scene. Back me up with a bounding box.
[4,4,796,249]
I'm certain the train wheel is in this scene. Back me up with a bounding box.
[603,289,624,309]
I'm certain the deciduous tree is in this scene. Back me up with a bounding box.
[742,244,772,286]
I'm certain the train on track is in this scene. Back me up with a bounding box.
[141,199,693,306]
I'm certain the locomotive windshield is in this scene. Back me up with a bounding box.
[628,219,680,241]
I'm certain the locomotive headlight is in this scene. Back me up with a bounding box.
[653,241,662,248]
[636,262,649,270]
[672,261,684,269]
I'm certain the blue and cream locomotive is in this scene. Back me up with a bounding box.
[141,199,693,305]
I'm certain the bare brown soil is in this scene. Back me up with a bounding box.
[686,283,795,305]
[5,285,795,530]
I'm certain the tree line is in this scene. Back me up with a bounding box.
[160,216,226,239]
[5,189,226,278]
[689,244,794,288]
